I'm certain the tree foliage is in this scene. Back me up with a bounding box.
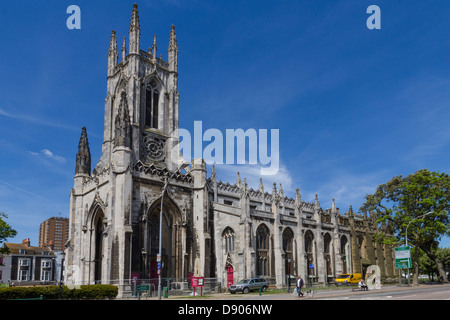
[360,169,450,283]
[0,212,17,255]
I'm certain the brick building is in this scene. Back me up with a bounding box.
[39,217,70,251]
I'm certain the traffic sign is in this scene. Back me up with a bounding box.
[395,246,411,269]
[137,284,150,291]
[157,262,161,270]
[309,264,314,269]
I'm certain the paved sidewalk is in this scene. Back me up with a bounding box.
[125,283,450,300]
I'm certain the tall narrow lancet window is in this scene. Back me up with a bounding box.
[223,228,235,253]
[256,224,270,276]
[145,79,159,128]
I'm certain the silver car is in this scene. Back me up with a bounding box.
[228,278,269,294]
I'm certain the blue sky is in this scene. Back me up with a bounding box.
[0,0,449,248]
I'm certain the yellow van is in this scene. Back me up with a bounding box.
[335,273,362,284]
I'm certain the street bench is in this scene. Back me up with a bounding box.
[351,286,369,292]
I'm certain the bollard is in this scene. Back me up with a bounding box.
[259,287,262,296]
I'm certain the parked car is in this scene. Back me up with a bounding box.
[335,273,362,284]
[228,278,269,294]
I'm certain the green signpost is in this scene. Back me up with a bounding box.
[395,246,411,269]
[137,284,150,291]
[395,246,412,286]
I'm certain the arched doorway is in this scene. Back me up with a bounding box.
[226,265,234,287]
[145,196,183,288]
[94,214,104,282]
[222,228,235,287]
[88,205,105,284]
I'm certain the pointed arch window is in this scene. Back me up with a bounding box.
[283,227,294,278]
[324,233,331,254]
[305,231,314,254]
[256,224,270,276]
[223,228,235,253]
[145,79,159,128]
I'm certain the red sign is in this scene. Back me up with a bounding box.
[191,276,205,287]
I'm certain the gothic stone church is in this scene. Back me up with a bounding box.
[66,4,395,296]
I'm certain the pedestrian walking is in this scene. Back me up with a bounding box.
[296,276,304,298]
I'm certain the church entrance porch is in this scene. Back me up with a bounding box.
[140,196,185,290]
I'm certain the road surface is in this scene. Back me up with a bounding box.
[166,283,450,300]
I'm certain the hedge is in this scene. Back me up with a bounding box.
[0,284,118,300]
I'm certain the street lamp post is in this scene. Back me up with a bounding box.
[158,162,189,300]
[405,211,433,286]
[287,258,291,293]
[58,251,66,300]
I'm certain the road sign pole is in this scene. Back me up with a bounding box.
[395,246,412,286]
[158,188,165,300]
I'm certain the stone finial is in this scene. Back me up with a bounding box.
[314,193,320,207]
[121,36,127,62]
[168,25,178,73]
[129,3,140,32]
[236,172,241,187]
[152,34,157,62]
[242,178,248,198]
[128,3,140,54]
[271,182,277,202]
[295,188,301,207]
[211,164,216,181]
[75,127,91,175]
[108,30,118,76]
[108,30,118,57]
[169,25,178,51]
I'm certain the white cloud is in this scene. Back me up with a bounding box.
[29,149,66,163]
[304,169,390,213]
[0,106,79,132]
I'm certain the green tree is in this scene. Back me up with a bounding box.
[360,169,450,284]
[417,248,435,280]
[0,212,17,255]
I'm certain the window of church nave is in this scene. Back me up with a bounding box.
[145,79,159,128]
[223,228,235,253]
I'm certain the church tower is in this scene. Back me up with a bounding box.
[98,3,180,174]
[67,4,202,297]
